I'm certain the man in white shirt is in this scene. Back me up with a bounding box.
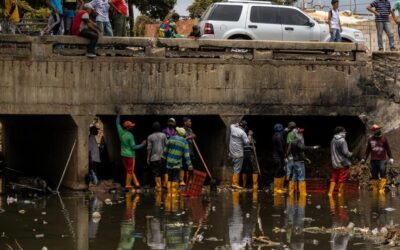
[229,120,250,189]
[90,0,113,36]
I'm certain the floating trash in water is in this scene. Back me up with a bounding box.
[34,218,38,222]
[195,233,204,242]
[347,222,355,229]
[35,234,44,238]
[43,220,48,225]
[0,208,5,214]
[272,214,280,217]
[316,205,321,209]
[18,209,26,214]
[302,217,315,222]
[42,247,48,250]
[145,215,154,219]
[371,228,379,235]
[385,207,396,212]
[206,237,222,242]
[212,206,216,211]
[104,198,112,205]
[41,212,47,215]
[92,211,101,219]
[7,196,17,204]
[353,242,364,246]
[350,208,358,213]
[245,213,250,218]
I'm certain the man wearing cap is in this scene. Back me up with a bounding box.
[116,114,146,189]
[163,118,177,140]
[272,124,286,194]
[162,127,193,197]
[361,124,394,193]
[229,120,250,190]
[147,122,168,192]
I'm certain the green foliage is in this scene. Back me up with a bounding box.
[133,0,177,20]
[133,15,155,36]
[187,0,220,19]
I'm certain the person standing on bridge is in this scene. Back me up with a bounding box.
[361,124,394,194]
[159,13,182,38]
[367,0,396,51]
[115,108,146,189]
[109,0,128,36]
[328,126,353,197]
[42,0,64,35]
[147,122,168,192]
[72,3,101,58]
[229,120,250,190]
[89,0,113,36]
[328,0,343,43]
[4,0,20,34]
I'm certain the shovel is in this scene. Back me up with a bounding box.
[192,140,218,192]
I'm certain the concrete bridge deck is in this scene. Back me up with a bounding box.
[0,35,383,189]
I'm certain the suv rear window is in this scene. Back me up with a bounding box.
[280,8,310,26]
[208,5,243,21]
[250,6,280,24]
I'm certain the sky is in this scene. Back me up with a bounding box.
[175,0,194,16]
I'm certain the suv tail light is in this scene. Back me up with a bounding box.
[204,23,214,35]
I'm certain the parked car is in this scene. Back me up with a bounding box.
[198,0,365,43]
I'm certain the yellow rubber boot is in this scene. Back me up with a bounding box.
[337,183,345,197]
[163,174,169,188]
[155,177,162,192]
[132,174,140,188]
[232,191,240,207]
[252,174,258,191]
[155,191,162,206]
[328,196,336,214]
[379,178,387,194]
[273,194,284,209]
[125,174,133,189]
[179,170,186,186]
[242,174,247,188]
[167,181,173,197]
[327,182,336,197]
[298,194,306,208]
[371,180,379,193]
[289,181,296,197]
[299,181,307,197]
[252,190,258,204]
[172,182,179,197]
[278,178,287,193]
[231,174,243,190]
[273,178,279,193]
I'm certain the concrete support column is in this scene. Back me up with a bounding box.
[63,115,94,190]
[219,115,244,184]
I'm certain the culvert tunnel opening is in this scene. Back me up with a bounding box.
[99,115,227,186]
[0,115,78,189]
[242,115,366,184]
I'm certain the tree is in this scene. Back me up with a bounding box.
[188,0,220,19]
[133,0,176,20]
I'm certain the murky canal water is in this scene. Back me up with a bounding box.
[1,189,400,250]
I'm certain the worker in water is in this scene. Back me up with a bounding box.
[229,120,250,190]
[286,128,319,197]
[162,127,193,197]
[88,125,101,185]
[272,124,287,194]
[329,126,353,197]
[115,108,146,189]
[147,121,168,192]
[241,129,259,190]
[180,117,196,186]
[361,124,394,194]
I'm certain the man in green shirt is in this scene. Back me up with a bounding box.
[116,113,146,189]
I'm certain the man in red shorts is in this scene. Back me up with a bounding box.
[329,126,353,197]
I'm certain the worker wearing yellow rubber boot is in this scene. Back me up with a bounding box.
[286,126,319,198]
[272,124,287,194]
[147,122,168,192]
[229,120,250,190]
[162,127,193,197]
[242,128,259,191]
[329,126,353,197]
[181,117,197,187]
[361,124,394,195]
[115,109,146,190]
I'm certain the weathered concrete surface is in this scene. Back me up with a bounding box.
[0,35,380,189]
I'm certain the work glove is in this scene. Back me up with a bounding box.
[389,158,394,165]
[188,166,194,171]
[360,159,366,164]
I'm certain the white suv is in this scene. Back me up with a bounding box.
[198,0,365,43]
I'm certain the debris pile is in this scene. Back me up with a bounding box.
[348,163,370,187]
[88,179,121,193]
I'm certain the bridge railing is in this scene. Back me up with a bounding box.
[0,34,367,61]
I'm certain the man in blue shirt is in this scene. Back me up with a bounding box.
[367,0,396,51]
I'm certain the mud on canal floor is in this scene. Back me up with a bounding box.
[1,189,400,250]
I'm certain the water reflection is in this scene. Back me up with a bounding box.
[3,189,400,249]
